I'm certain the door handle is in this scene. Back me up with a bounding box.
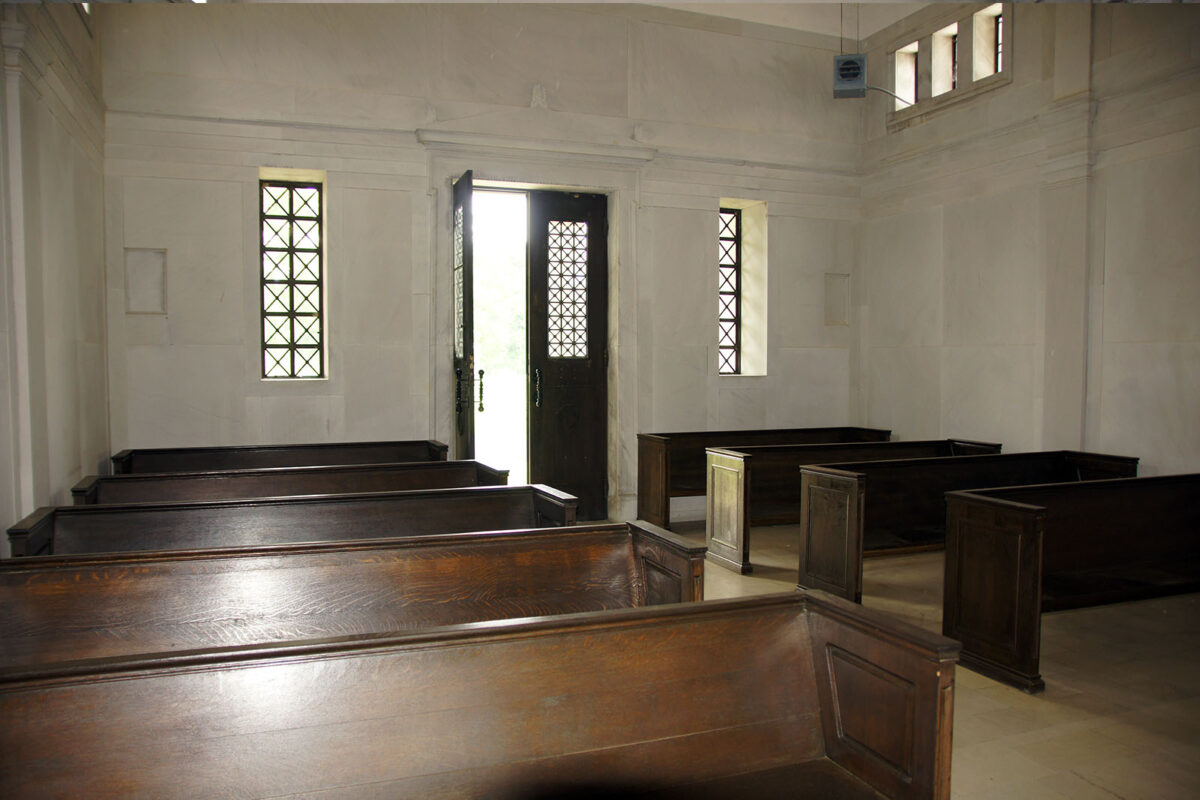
[477,369,485,412]
[533,368,543,408]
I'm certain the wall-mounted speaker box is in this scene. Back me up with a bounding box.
[834,54,867,99]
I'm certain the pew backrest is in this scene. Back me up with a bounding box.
[74,460,508,505]
[638,426,891,528]
[110,439,449,474]
[943,473,1200,691]
[8,484,577,557]
[799,451,1139,602]
[0,522,704,671]
[0,591,959,800]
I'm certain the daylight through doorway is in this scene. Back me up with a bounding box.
[472,190,529,484]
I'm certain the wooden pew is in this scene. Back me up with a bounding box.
[0,591,960,800]
[943,473,1200,692]
[706,439,1001,573]
[798,451,1139,603]
[110,438,448,474]
[73,459,508,505]
[0,522,704,671]
[7,484,576,557]
[638,426,890,529]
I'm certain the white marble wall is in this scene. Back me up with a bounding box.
[1,4,107,553]
[858,3,1200,473]
[97,4,861,520]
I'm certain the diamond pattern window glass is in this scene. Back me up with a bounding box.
[547,220,589,359]
[260,180,324,379]
[454,205,465,359]
[718,208,741,375]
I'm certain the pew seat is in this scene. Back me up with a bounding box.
[705,438,1001,572]
[0,522,703,671]
[637,426,890,529]
[110,438,448,474]
[8,484,576,557]
[0,592,959,799]
[943,473,1200,692]
[73,459,507,505]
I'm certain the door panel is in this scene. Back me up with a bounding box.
[528,191,608,520]
[452,171,475,459]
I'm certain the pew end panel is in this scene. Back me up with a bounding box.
[807,590,961,800]
[942,492,1047,693]
[530,484,578,527]
[0,592,958,799]
[798,467,866,602]
[628,520,706,603]
[636,434,671,528]
[705,447,752,574]
[6,507,56,557]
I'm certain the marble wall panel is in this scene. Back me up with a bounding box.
[251,394,347,445]
[342,344,417,441]
[716,382,768,430]
[863,207,944,348]
[765,348,850,428]
[943,187,1042,347]
[650,346,709,432]
[337,188,414,347]
[1097,342,1200,475]
[434,5,628,117]
[940,345,1039,451]
[1101,145,1200,345]
[125,344,249,447]
[122,178,244,346]
[865,347,941,440]
[630,18,857,142]
[643,206,712,348]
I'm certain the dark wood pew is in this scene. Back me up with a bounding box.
[110,438,448,474]
[73,459,508,505]
[706,439,1001,573]
[0,522,704,671]
[8,484,576,557]
[0,591,960,800]
[943,473,1200,692]
[798,451,1139,603]
[638,426,890,529]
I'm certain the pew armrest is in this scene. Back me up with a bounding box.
[629,519,706,604]
[71,476,101,505]
[530,485,578,526]
[7,507,58,557]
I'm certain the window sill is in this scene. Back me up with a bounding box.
[887,70,1011,133]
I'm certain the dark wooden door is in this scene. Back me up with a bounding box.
[451,171,475,458]
[528,191,608,519]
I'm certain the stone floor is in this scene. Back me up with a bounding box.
[676,522,1200,800]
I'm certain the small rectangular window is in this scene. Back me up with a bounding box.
[932,23,959,97]
[894,41,919,109]
[261,180,325,379]
[717,208,741,375]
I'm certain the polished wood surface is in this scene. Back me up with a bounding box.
[0,521,703,670]
[944,473,1200,692]
[110,438,448,474]
[8,484,577,557]
[637,427,890,529]
[0,591,958,799]
[706,439,1001,573]
[74,459,508,504]
[798,451,1139,602]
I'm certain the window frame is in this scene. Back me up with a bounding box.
[260,179,326,380]
[717,207,742,376]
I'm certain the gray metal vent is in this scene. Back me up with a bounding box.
[833,54,866,99]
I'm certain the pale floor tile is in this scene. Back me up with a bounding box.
[691,524,1200,800]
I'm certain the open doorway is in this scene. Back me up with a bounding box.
[457,181,608,518]
[473,190,529,484]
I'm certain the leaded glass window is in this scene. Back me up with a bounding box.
[718,208,741,375]
[261,180,324,379]
[454,205,465,359]
[547,220,589,359]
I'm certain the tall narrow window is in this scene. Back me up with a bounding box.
[995,14,1004,73]
[261,180,324,379]
[951,34,958,89]
[717,208,741,375]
